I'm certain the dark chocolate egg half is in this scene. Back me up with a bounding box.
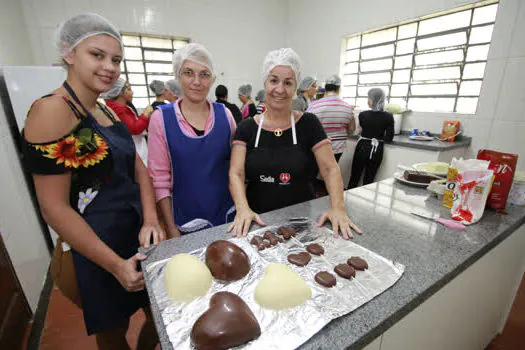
[205,240,250,281]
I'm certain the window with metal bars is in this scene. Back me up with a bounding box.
[341,1,498,114]
[119,33,190,108]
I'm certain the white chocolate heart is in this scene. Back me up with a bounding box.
[254,263,311,309]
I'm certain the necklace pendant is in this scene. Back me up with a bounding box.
[274,128,283,137]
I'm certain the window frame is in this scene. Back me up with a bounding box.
[120,32,190,108]
[341,0,498,114]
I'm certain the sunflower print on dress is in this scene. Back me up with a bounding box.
[32,128,109,168]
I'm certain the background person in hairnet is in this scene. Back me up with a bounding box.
[348,88,394,188]
[102,78,152,166]
[306,74,355,162]
[164,79,182,103]
[292,76,317,112]
[149,80,167,109]
[238,84,257,119]
[147,43,237,238]
[21,13,161,348]
[229,48,362,240]
[255,89,266,115]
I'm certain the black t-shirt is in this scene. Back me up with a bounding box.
[234,112,328,180]
[247,103,257,118]
[216,99,242,124]
[359,110,395,142]
[152,101,166,109]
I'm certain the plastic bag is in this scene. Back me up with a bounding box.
[477,149,519,211]
[441,120,460,142]
[451,169,494,225]
[442,158,490,208]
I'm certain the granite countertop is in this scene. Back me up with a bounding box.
[349,133,472,151]
[141,179,525,350]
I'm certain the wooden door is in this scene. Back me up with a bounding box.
[0,233,32,349]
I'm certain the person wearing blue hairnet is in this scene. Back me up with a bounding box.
[164,79,182,102]
[348,88,394,188]
[255,89,266,115]
[21,13,161,348]
[149,80,167,109]
[292,76,317,112]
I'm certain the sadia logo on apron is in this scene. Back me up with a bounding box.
[279,172,291,185]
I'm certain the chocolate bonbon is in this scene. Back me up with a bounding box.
[347,256,368,271]
[306,243,324,256]
[314,271,336,288]
[334,263,356,279]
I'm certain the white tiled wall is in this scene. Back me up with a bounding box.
[287,0,525,169]
[20,0,288,103]
[0,0,34,65]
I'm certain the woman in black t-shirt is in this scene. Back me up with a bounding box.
[348,88,394,188]
[228,48,362,240]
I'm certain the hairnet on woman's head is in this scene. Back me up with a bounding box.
[55,13,123,58]
[238,84,252,97]
[165,80,182,96]
[255,89,266,102]
[100,78,126,99]
[325,74,341,86]
[262,48,302,86]
[368,88,386,111]
[172,43,214,79]
[298,76,316,92]
[149,80,165,96]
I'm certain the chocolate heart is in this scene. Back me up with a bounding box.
[347,256,368,271]
[334,263,355,279]
[287,252,311,266]
[315,271,336,287]
[205,241,250,281]
[306,243,324,255]
[191,292,261,350]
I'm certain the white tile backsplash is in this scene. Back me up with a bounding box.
[508,0,525,58]
[488,0,520,60]
[486,120,525,170]
[493,57,525,122]
[475,58,507,120]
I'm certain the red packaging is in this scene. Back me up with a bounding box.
[477,149,519,210]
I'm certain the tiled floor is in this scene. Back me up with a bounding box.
[34,286,157,350]
[486,273,525,350]
[27,275,525,349]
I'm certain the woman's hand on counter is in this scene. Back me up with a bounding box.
[139,221,165,248]
[317,207,362,240]
[112,253,146,292]
[228,207,266,237]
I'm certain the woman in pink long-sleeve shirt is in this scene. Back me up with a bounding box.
[148,43,236,238]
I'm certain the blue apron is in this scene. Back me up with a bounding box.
[63,82,147,335]
[159,102,234,232]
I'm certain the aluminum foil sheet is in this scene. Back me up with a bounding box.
[145,219,405,349]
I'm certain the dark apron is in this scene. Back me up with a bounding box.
[245,113,315,213]
[63,82,147,335]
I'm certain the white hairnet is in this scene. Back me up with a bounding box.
[325,74,341,86]
[100,78,126,99]
[149,80,165,96]
[368,88,386,111]
[55,13,122,58]
[262,48,302,86]
[165,79,182,96]
[298,76,316,92]
[238,84,252,97]
[255,89,266,102]
[172,43,214,79]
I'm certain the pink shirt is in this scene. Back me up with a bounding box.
[148,98,237,201]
